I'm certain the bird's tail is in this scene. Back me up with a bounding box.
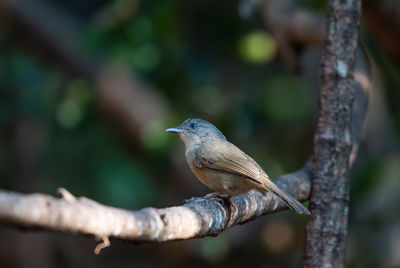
[262,178,310,215]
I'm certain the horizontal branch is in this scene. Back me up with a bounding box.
[0,164,310,245]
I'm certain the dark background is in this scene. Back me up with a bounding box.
[0,0,399,267]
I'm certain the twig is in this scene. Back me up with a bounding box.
[95,236,110,255]
[58,187,77,202]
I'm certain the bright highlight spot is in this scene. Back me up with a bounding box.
[239,31,276,64]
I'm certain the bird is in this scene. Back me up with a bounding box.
[166,118,310,215]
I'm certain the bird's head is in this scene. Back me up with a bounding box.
[166,118,226,148]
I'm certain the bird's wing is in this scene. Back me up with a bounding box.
[193,141,264,184]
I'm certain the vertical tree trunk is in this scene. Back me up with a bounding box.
[304,1,362,268]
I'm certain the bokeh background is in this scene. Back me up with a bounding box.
[0,0,400,267]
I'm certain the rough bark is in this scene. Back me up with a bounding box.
[304,1,362,268]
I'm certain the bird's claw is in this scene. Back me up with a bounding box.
[183,193,232,206]
[205,192,231,206]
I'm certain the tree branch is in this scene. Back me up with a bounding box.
[304,1,362,267]
[0,166,310,250]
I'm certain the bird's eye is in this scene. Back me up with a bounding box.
[189,122,197,129]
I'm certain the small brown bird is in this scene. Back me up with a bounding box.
[167,118,310,215]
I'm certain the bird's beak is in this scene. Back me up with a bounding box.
[166,127,182,133]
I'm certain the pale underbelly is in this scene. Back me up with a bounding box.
[191,167,258,196]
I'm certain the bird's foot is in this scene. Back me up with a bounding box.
[204,192,229,199]
[205,192,231,206]
[183,193,231,206]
